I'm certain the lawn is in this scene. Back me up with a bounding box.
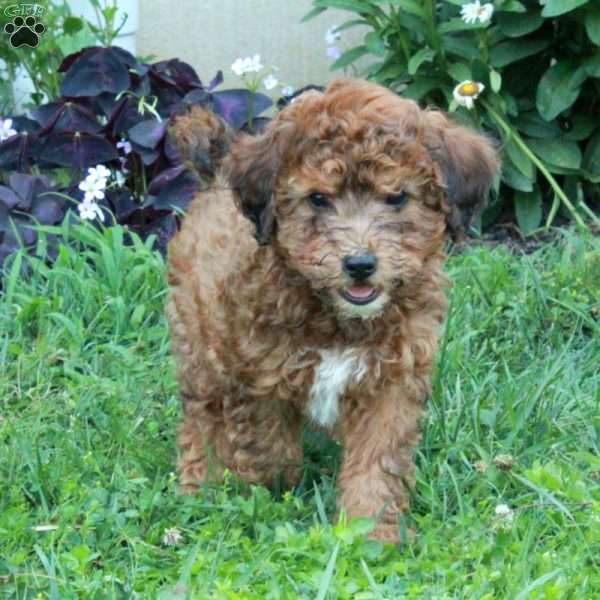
[1,222,599,599]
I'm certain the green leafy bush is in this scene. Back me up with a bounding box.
[305,0,600,234]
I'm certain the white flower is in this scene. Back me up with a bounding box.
[325,25,341,46]
[116,139,132,155]
[247,54,263,72]
[162,527,183,546]
[263,74,279,91]
[0,117,17,142]
[77,199,105,222]
[460,1,494,24]
[87,164,111,183]
[78,176,106,201]
[281,85,295,97]
[453,80,485,109]
[327,46,342,60]
[231,54,264,77]
[493,504,515,529]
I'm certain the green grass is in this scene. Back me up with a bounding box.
[1,221,599,599]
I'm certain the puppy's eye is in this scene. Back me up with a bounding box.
[308,193,331,210]
[385,192,409,208]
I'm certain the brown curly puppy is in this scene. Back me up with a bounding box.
[166,79,499,542]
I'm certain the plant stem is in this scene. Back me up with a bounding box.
[482,100,593,229]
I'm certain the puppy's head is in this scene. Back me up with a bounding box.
[225,79,500,319]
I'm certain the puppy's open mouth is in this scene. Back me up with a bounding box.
[339,285,380,306]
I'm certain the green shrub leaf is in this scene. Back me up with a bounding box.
[496,12,544,37]
[330,45,370,70]
[314,0,381,17]
[502,160,535,192]
[490,69,502,92]
[490,38,550,68]
[585,10,600,45]
[506,139,535,179]
[582,130,600,176]
[536,61,582,121]
[365,31,386,56]
[514,189,543,234]
[527,138,582,170]
[515,111,561,139]
[541,0,588,18]
[497,1,527,12]
[447,62,471,83]
[408,48,435,75]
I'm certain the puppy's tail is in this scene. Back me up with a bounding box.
[168,105,234,183]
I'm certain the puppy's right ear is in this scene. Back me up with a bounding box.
[223,117,295,245]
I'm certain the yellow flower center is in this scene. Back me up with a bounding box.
[458,82,479,96]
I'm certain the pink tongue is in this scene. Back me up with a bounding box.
[347,285,374,299]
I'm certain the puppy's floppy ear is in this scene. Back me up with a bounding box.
[223,117,295,245]
[422,111,500,238]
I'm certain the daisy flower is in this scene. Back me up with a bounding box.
[453,80,485,109]
[461,1,494,25]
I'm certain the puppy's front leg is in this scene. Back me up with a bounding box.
[223,394,303,488]
[337,385,425,543]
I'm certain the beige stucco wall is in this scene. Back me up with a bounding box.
[137,0,366,95]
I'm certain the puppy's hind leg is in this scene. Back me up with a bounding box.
[177,388,234,493]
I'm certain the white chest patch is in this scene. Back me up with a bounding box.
[307,349,367,428]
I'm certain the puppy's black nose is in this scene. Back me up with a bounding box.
[342,253,378,280]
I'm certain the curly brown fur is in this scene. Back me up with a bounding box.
[167,79,500,542]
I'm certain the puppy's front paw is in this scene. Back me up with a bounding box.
[369,523,416,545]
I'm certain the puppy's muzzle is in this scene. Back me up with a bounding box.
[342,253,378,281]
[340,252,380,306]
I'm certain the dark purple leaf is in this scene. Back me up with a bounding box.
[0,133,39,171]
[61,47,131,97]
[129,143,160,166]
[8,173,52,211]
[105,96,144,135]
[179,89,212,110]
[12,215,37,246]
[143,213,177,250]
[149,165,198,210]
[0,186,21,209]
[128,119,166,149]
[150,59,202,91]
[57,47,88,72]
[37,131,118,169]
[212,89,273,128]
[10,115,41,134]
[0,201,9,230]
[163,135,180,164]
[207,71,224,91]
[32,100,101,134]
[107,189,138,221]
[31,193,66,224]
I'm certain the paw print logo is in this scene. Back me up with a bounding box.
[4,15,46,48]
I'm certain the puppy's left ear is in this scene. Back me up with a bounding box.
[422,111,500,238]
[223,117,295,245]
